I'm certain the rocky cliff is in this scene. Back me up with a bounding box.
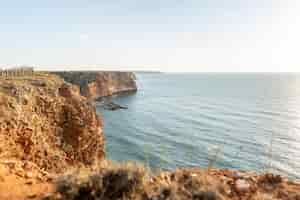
[0,73,105,173]
[53,71,137,100]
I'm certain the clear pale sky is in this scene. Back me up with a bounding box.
[0,0,299,72]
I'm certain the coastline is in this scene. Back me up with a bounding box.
[52,71,137,100]
[0,72,299,199]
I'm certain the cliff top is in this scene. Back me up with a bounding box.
[0,72,63,87]
[46,162,300,200]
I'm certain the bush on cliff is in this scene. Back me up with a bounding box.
[46,162,226,200]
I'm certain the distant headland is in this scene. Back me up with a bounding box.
[53,71,138,100]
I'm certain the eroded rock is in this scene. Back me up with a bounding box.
[0,73,105,173]
[53,71,137,100]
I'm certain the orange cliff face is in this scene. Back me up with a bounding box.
[0,73,105,173]
[53,71,137,100]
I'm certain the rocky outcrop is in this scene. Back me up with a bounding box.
[53,71,137,100]
[0,73,105,173]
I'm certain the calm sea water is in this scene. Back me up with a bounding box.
[96,73,300,179]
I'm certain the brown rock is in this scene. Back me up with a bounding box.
[0,73,105,173]
[25,171,34,179]
[53,71,137,100]
[234,179,251,194]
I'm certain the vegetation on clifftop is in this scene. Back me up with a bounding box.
[47,161,300,200]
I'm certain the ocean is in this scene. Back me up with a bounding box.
[96,73,300,179]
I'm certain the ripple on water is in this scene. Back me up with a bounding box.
[98,73,300,180]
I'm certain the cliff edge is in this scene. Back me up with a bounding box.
[0,73,105,173]
[53,71,137,100]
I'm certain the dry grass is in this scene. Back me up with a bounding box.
[46,161,227,200]
[44,160,300,200]
[52,162,148,200]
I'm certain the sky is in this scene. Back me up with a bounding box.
[0,0,299,72]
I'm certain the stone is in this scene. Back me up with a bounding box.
[234,179,251,194]
[25,171,34,179]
